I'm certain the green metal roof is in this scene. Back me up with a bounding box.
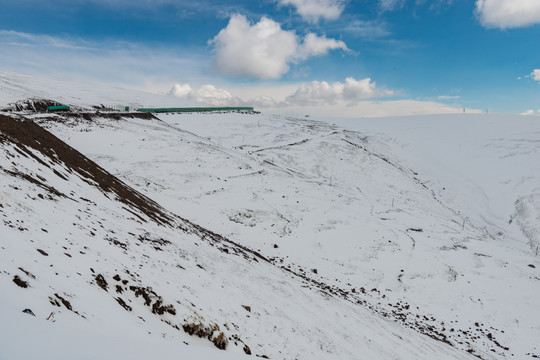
[136,107,254,113]
[47,105,69,111]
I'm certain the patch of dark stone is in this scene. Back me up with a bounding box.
[95,274,108,291]
[182,322,228,350]
[22,308,35,316]
[125,284,176,316]
[13,275,29,288]
[115,297,132,312]
[54,293,72,311]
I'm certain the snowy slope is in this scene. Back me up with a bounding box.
[1,69,539,359]
[332,114,540,248]
[0,115,479,360]
[32,111,540,359]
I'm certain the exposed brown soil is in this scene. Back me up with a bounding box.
[0,115,173,226]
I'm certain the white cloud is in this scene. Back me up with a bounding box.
[379,0,457,12]
[287,80,344,105]
[278,0,345,22]
[169,77,392,108]
[168,83,193,98]
[344,20,391,39]
[187,85,237,106]
[531,69,540,82]
[210,15,296,79]
[0,30,207,87]
[274,99,481,118]
[167,80,481,118]
[168,83,242,106]
[438,95,461,100]
[379,0,406,11]
[520,109,535,116]
[475,0,540,28]
[168,83,291,108]
[209,14,348,79]
[298,33,349,59]
[286,77,393,106]
[343,77,393,100]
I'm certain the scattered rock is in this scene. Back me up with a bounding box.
[18,267,36,279]
[212,332,228,350]
[115,297,132,312]
[22,308,35,316]
[46,312,55,321]
[242,305,251,312]
[55,293,73,311]
[95,274,108,291]
[152,299,176,315]
[13,275,29,288]
[183,322,228,350]
[36,249,48,256]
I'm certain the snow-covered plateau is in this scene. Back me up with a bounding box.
[0,69,539,360]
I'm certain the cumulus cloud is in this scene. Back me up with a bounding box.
[169,77,392,108]
[475,0,540,28]
[166,80,482,117]
[531,69,540,82]
[278,0,345,22]
[209,15,296,79]
[297,33,349,59]
[168,83,291,108]
[168,83,193,98]
[168,83,241,106]
[209,14,349,79]
[188,85,238,106]
[286,77,393,105]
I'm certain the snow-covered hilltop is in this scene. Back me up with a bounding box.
[0,70,538,360]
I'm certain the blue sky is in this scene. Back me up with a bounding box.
[0,0,539,117]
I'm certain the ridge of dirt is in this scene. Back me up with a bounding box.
[0,114,172,226]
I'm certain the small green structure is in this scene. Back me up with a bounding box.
[47,105,70,112]
[136,107,254,113]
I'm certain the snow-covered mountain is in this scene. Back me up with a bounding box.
[0,70,538,360]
